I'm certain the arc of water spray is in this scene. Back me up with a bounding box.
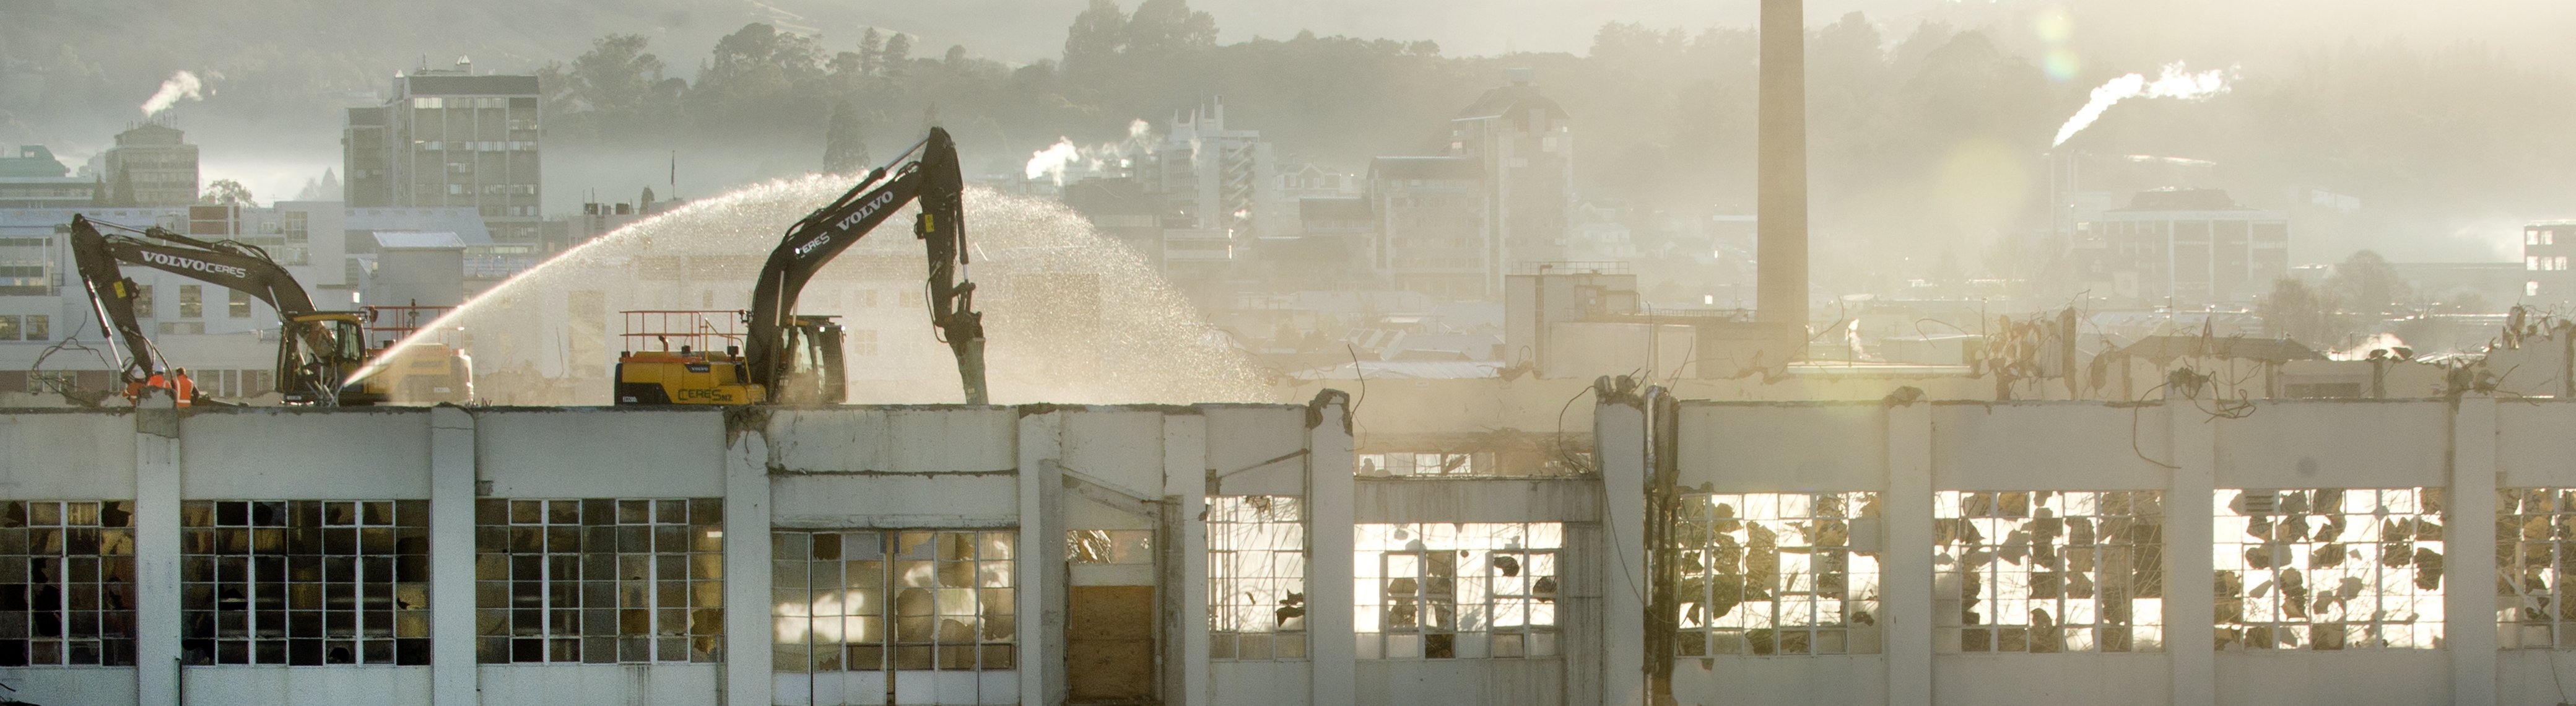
[2052,63,2235,147]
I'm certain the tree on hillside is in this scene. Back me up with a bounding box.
[2330,250,2411,316]
[108,169,136,207]
[570,35,666,113]
[200,179,253,207]
[1123,0,1217,57]
[880,33,913,76]
[829,51,864,78]
[1062,0,1128,79]
[859,28,886,76]
[823,100,870,173]
[692,24,832,132]
[2258,276,2349,346]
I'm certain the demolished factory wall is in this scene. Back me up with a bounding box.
[0,399,1355,706]
[1640,393,2572,706]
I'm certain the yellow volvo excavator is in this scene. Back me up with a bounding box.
[69,215,369,405]
[68,216,472,406]
[613,128,986,406]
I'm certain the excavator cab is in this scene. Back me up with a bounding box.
[279,312,368,404]
[773,315,847,405]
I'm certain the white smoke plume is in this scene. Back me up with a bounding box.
[141,71,207,118]
[2051,63,2234,147]
[1023,119,1162,186]
[1024,137,1080,185]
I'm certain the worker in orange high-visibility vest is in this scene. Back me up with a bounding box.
[126,368,196,407]
[170,368,196,406]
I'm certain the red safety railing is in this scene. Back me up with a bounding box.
[362,305,457,349]
[621,310,748,354]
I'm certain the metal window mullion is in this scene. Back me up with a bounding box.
[550,516,567,661]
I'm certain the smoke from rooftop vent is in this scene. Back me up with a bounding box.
[140,71,205,118]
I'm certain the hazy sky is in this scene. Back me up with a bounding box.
[783,0,2576,66]
[121,0,2576,259]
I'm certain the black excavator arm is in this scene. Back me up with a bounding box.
[67,214,359,403]
[743,127,987,404]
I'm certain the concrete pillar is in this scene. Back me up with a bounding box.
[2165,398,2216,706]
[2448,395,2500,706]
[1305,396,1357,706]
[1163,414,1211,706]
[427,407,476,706]
[133,393,180,706]
[1018,412,1065,706]
[1882,401,1934,706]
[723,430,774,706]
[1593,390,1647,706]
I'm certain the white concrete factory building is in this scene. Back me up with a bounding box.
[2,385,2575,705]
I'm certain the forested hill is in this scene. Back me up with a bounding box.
[4,0,2574,270]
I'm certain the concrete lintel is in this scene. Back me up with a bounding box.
[1059,461,1163,518]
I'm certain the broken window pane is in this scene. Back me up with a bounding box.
[2496,488,2574,648]
[0,500,137,667]
[2214,488,2442,650]
[773,529,1012,673]
[181,499,426,666]
[474,497,723,664]
[1935,490,2165,653]
[1355,522,1564,660]
[1209,496,1307,660]
[1671,492,1882,656]
[1067,530,1152,565]
[1357,446,1585,478]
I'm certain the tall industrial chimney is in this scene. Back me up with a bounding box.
[1756,0,1808,329]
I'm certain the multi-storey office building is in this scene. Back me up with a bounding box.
[96,123,201,207]
[345,59,542,253]
[2073,189,2290,307]
[2522,221,2576,303]
[1450,69,1575,289]
[1367,157,1490,299]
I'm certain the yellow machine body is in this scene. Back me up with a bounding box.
[349,342,474,405]
[615,351,763,405]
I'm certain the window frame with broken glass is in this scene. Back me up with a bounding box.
[179,500,432,666]
[1933,490,2166,654]
[473,498,724,665]
[1669,491,1883,656]
[2213,487,2444,650]
[2496,487,2576,648]
[1354,521,1563,660]
[0,500,137,667]
[771,529,1017,674]
[1207,495,1307,660]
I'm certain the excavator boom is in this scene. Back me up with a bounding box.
[67,215,364,404]
[743,127,984,404]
